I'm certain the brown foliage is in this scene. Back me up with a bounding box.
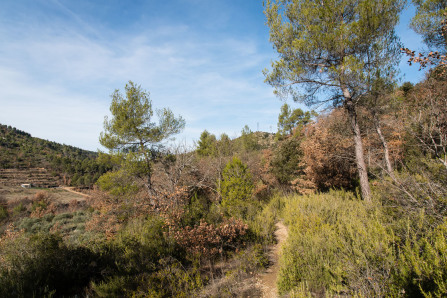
[85,187,160,239]
[171,218,248,259]
[146,185,249,262]
[361,111,405,173]
[248,149,278,200]
[404,78,447,168]
[402,47,447,71]
[300,105,405,191]
[168,218,248,260]
[30,191,57,218]
[401,13,447,73]
[301,109,357,190]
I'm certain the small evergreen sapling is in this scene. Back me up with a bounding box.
[219,157,254,218]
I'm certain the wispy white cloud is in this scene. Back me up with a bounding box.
[0,1,283,150]
[5,0,421,152]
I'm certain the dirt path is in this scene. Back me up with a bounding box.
[59,187,89,199]
[258,221,288,298]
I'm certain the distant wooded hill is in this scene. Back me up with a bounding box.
[0,124,111,187]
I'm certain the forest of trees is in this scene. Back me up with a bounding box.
[0,0,446,296]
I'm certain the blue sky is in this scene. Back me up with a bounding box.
[0,0,424,151]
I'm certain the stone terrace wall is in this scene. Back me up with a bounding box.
[0,168,62,188]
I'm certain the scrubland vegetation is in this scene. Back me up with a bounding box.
[1,0,447,297]
[1,72,446,297]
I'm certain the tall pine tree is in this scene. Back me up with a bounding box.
[264,0,404,201]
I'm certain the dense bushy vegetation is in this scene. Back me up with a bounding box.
[1,73,446,296]
[0,85,279,296]
[1,1,446,296]
[275,190,447,297]
[2,72,446,296]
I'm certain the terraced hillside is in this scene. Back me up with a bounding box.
[0,124,112,187]
[0,168,62,188]
[0,124,97,169]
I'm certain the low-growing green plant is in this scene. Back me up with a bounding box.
[0,232,113,297]
[12,202,26,216]
[0,206,7,221]
[16,211,89,239]
[148,258,204,297]
[197,244,267,297]
[91,275,136,298]
[278,190,395,297]
[90,215,206,297]
[248,195,281,245]
[391,219,447,297]
[113,215,176,274]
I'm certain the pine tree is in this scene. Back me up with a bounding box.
[100,81,185,191]
[264,0,404,201]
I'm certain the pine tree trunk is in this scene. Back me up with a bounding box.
[373,114,393,175]
[343,93,371,202]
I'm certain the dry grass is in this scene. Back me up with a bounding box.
[0,185,86,204]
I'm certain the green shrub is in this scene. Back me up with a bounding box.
[16,211,89,242]
[181,193,213,227]
[372,162,447,226]
[270,135,304,184]
[94,260,203,297]
[0,206,7,221]
[219,157,255,219]
[0,232,112,297]
[0,196,7,221]
[391,219,447,297]
[278,190,395,297]
[91,275,136,298]
[248,195,281,245]
[237,243,269,272]
[92,215,201,297]
[147,259,203,297]
[96,169,140,197]
[13,202,26,216]
[31,199,48,212]
[113,215,177,274]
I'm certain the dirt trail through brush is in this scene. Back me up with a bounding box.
[258,221,288,298]
[59,187,89,199]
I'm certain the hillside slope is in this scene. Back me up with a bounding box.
[0,124,110,187]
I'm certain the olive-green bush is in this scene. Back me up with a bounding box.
[277,189,447,297]
[278,191,395,296]
[0,233,112,297]
[219,157,255,219]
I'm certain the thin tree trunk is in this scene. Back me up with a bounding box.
[343,93,371,202]
[141,142,154,193]
[147,174,152,191]
[373,114,393,175]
